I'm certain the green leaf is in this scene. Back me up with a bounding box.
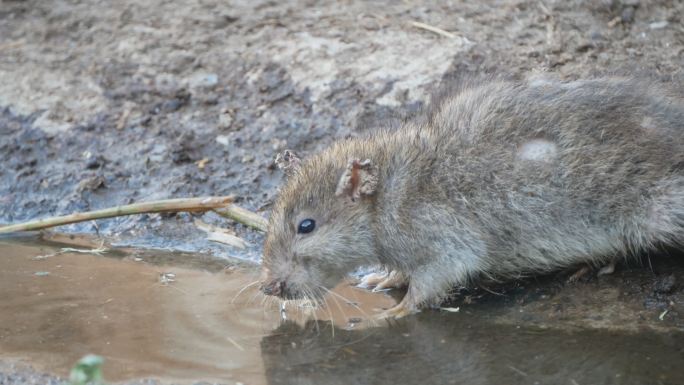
[69,354,104,385]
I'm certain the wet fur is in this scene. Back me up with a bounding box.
[262,76,684,310]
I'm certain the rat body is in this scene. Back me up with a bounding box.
[261,76,684,317]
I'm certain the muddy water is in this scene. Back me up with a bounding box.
[1,238,683,385]
[0,239,393,384]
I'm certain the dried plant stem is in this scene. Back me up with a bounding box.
[0,196,241,234]
[410,21,457,39]
[214,204,268,232]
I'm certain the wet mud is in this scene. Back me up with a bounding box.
[1,0,683,257]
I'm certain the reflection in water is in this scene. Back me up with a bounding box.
[0,239,392,384]
[261,318,684,385]
[0,240,279,383]
[1,239,683,385]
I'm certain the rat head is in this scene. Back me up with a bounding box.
[261,148,380,301]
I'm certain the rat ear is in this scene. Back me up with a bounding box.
[335,158,378,200]
[275,149,301,177]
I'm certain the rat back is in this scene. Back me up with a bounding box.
[421,77,684,274]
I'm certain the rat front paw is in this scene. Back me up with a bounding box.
[358,270,408,292]
[373,270,409,292]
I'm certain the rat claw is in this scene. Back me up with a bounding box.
[597,261,616,276]
[567,265,591,283]
[375,300,419,320]
[357,272,387,289]
[372,270,408,292]
[568,261,616,283]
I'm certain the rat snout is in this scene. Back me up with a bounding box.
[260,279,286,297]
[260,279,306,300]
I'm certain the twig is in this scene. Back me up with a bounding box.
[659,309,669,321]
[194,219,250,249]
[0,196,235,233]
[214,204,268,232]
[440,307,460,313]
[507,365,528,377]
[34,243,108,260]
[410,21,457,39]
[0,40,23,51]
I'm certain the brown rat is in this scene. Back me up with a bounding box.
[260,76,684,318]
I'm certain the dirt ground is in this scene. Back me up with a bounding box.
[0,1,683,382]
[2,0,683,252]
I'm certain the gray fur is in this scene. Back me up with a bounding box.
[261,76,684,313]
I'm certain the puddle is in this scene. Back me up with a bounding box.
[0,238,683,385]
[0,239,393,384]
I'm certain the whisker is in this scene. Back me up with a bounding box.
[323,287,375,325]
[294,286,311,329]
[247,289,263,306]
[231,280,261,304]
[316,288,335,338]
[310,302,321,335]
[321,287,351,324]
[324,287,359,308]
[303,285,321,334]
[318,293,336,338]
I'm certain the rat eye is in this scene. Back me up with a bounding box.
[297,219,316,234]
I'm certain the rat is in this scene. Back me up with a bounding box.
[260,75,684,318]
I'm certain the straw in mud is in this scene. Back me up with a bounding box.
[0,196,268,234]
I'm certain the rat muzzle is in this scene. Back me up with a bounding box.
[260,279,308,300]
[260,280,286,297]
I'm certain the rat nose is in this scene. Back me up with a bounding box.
[260,280,286,297]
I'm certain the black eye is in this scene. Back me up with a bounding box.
[297,219,316,234]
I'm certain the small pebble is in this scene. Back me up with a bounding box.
[85,155,106,170]
[649,21,669,30]
[621,7,635,24]
[216,135,231,146]
[188,72,219,89]
[654,274,676,294]
[219,113,234,129]
[159,272,176,284]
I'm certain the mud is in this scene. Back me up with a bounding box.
[1,239,683,385]
[1,0,683,257]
